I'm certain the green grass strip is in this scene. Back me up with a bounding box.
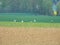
[0,22,60,28]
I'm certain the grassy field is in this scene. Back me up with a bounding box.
[0,22,60,28]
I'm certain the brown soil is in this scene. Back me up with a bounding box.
[0,27,60,45]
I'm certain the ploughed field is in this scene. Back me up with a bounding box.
[0,27,60,45]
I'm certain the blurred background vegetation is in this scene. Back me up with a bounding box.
[0,0,60,15]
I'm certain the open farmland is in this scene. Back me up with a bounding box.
[0,27,60,45]
[0,0,60,45]
[0,13,60,45]
[0,22,60,45]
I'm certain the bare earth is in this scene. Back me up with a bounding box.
[0,27,60,45]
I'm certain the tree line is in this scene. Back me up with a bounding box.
[0,0,60,15]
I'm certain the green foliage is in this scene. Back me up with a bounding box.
[0,13,60,23]
[0,0,52,12]
[57,2,60,15]
[0,0,60,15]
